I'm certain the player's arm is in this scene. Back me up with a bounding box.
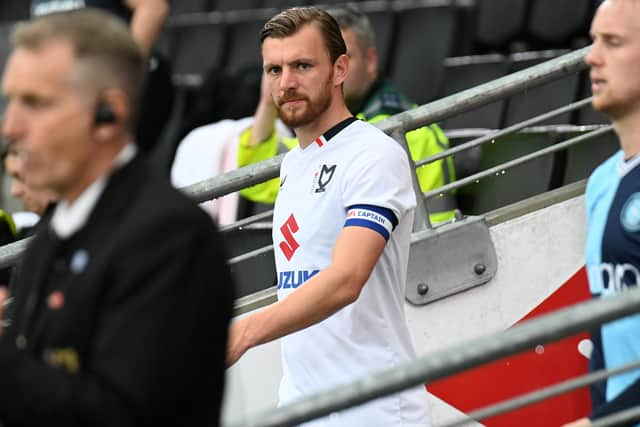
[249,73,279,147]
[125,0,169,56]
[227,225,386,366]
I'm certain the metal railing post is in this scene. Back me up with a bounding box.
[392,129,432,231]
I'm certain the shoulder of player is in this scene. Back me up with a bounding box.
[588,150,624,190]
[344,120,407,160]
[586,150,624,211]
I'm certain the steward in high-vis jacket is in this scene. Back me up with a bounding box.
[238,79,457,224]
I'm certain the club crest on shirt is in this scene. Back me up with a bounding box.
[312,164,336,193]
[621,192,640,232]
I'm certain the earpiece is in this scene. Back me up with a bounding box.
[94,101,116,126]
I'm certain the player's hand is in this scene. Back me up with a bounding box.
[259,71,275,109]
[561,417,591,427]
[226,317,251,368]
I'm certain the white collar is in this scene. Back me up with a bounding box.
[618,153,640,177]
[51,143,137,239]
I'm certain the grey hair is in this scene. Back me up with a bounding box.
[326,5,376,51]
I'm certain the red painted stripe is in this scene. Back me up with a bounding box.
[315,137,324,147]
[428,267,593,426]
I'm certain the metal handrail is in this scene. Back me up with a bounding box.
[590,405,640,427]
[211,124,602,233]
[416,97,595,168]
[179,47,590,206]
[440,359,640,427]
[227,123,606,263]
[225,286,640,427]
[423,125,615,200]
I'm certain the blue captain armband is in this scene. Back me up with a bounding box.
[344,204,398,241]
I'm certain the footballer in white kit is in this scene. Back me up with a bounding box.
[273,116,431,426]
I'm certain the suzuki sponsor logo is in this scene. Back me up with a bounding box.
[279,214,300,261]
[277,269,320,289]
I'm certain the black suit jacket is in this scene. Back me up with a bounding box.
[0,155,234,426]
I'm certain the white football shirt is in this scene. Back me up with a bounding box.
[273,118,431,426]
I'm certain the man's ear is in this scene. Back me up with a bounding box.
[93,89,129,142]
[334,53,349,87]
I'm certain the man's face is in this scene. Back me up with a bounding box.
[1,39,98,201]
[341,28,377,110]
[586,0,640,119]
[4,152,53,215]
[262,25,339,129]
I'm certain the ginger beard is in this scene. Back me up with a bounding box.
[275,71,334,129]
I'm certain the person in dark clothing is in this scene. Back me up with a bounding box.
[0,9,233,426]
[31,0,175,154]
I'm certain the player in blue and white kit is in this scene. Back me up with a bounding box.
[227,7,431,426]
[564,1,640,426]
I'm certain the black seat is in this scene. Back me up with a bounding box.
[458,132,557,215]
[527,0,591,47]
[562,129,618,186]
[169,0,210,15]
[473,0,528,52]
[0,0,30,22]
[261,0,308,9]
[214,0,261,10]
[170,23,227,78]
[0,23,14,77]
[367,9,394,77]
[388,5,456,105]
[502,51,580,127]
[225,20,266,74]
[440,54,509,129]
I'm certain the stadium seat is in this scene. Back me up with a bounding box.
[440,54,509,129]
[527,0,591,47]
[0,23,13,80]
[0,0,29,22]
[367,9,394,77]
[562,129,618,186]
[214,0,261,10]
[457,132,557,215]
[224,226,276,297]
[473,0,527,52]
[169,0,210,15]
[170,23,227,78]
[449,2,477,56]
[502,51,580,127]
[225,20,266,74]
[261,0,308,9]
[388,4,456,104]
